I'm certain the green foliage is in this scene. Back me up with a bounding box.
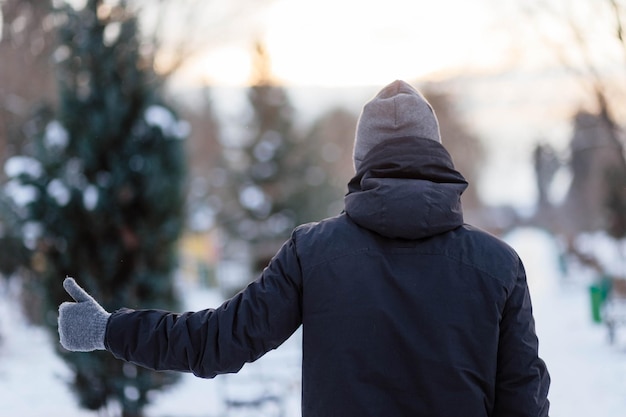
[2,0,187,415]
[0,192,30,277]
[214,43,341,251]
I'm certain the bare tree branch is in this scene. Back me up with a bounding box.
[131,0,275,78]
[608,0,626,60]
[523,0,625,127]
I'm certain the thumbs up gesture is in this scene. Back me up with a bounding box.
[58,277,111,351]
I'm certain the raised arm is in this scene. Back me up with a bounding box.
[59,238,304,378]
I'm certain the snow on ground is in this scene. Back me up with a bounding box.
[505,228,626,417]
[1,227,626,416]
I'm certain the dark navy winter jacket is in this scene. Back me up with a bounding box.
[105,137,550,417]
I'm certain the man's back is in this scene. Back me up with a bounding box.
[294,213,546,416]
[290,124,549,416]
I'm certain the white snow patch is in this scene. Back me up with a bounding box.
[504,227,563,297]
[144,105,189,139]
[47,179,71,206]
[4,180,39,207]
[82,185,99,211]
[574,232,626,278]
[44,120,70,150]
[21,221,43,250]
[4,156,43,178]
[145,105,175,129]
[172,119,191,139]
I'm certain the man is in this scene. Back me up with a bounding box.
[59,80,550,416]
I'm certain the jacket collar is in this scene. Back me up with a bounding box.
[345,137,468,239]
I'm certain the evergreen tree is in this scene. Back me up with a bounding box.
[215,42,336,271]
[2,1,187,415]
[302,107,359,216]
[0,193,29,278]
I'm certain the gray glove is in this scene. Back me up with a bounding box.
[58,277,111,352]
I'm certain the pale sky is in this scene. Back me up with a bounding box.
[262,0,501,86]
[168,0,622,89]
[173,0,521,87]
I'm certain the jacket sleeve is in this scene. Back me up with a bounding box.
[493,259,550,417]
[104,238,303,378]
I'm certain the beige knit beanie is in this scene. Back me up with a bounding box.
[353,80,441,171]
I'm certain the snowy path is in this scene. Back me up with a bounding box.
[534,285,626,417]
[1,228,626,416]
[507,228,626,417]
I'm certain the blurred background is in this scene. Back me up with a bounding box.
[1,0,626,416]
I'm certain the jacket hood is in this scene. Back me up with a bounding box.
[344,137,468,239]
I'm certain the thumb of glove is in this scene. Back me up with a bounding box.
[64,276,95,303]
[58,277,111,352]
